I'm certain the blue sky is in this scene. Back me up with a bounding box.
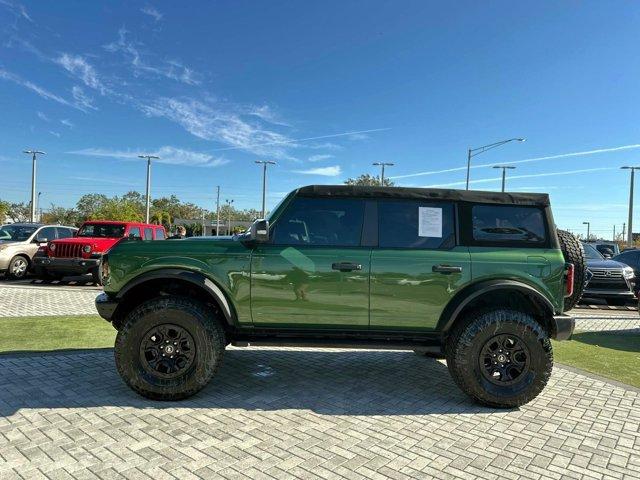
[1,1,639,238]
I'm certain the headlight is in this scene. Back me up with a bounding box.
[49,242,56,251]
[623,266,634,279]
[82,245,92,254]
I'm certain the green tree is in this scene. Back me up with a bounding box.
[41,205,81,226]
[150,210,172,229]
[0,200,9,221]
[76,194,109,220]
[89,198,143,222]
[7,202,30,222]
[344,174,395,186]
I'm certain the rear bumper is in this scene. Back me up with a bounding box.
[552,314,574,341]
[95,292,118,321]
[33,256,100,274]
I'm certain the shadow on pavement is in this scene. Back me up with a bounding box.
[569,331,640,352]
[0,348,494,417]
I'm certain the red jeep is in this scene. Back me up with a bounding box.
[33,221,166,283]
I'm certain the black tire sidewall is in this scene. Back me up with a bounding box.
[448,310,552,408]
[115,298,223,399]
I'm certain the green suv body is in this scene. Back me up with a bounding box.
[97,185,575,408]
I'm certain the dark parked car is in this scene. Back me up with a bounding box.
[613,249,640,294]
[582,242,635,305]
[585,241,619,258]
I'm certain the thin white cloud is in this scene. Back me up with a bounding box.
[104,27,200,85]
[0,68,92,111]
[48,130,60,138]
[424,167,616,188]
[245,105,290,126]
[68,146,229,168]
[391,143,640,180]
[55,53,106,94]
[308,154,334,162]
[36,111,50,122]
[293,165,342,176]
[141,5,162,21]
[0,0,32,22]
[60,119,74,128]
[71,86,97,110]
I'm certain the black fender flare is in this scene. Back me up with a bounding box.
[437,279,555,334]
[116,268,236,326]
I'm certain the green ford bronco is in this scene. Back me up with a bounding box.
[96,185,585,408]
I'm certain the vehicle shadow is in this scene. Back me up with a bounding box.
[0,348,497,417]
[569,331,640,352]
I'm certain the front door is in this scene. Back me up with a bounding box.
[251,196,370,328]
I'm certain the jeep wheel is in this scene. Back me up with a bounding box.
[557,229,586,311]
[91,267,101,285]
[445,309,553,408]
[115,296,225,400]
[8,255,29,279]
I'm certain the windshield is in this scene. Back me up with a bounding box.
[78,223,126,238]
[0,225,37,242]
[583,243,604,260]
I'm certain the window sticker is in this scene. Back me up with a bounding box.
[418,207,442,238]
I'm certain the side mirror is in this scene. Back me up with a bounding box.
[604,253,612,259]
[250,219,269,243]
[35,236,48,244]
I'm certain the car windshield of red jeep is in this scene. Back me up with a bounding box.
[77,223,126,238]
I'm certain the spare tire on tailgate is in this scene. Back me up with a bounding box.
[557,229,586,311]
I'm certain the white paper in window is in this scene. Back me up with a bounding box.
[418,207,442,238]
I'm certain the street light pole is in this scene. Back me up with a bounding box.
[138,155,160,223]
[492,165,517,192]
[37,192,42,221]
[225,199,234,235]
[583,221,590,240]
[255,161,276,218]
[23,150,45,222]
[465,138,525,190]
[372,162,394,185]
[622,166,640,247]
[215,186,221,236]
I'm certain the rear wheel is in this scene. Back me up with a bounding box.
[115,296,225,400]
[8,255,29,279]
[445,308,553,408]
[557,229,586,311]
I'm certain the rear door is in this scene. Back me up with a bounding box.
[251,196,370,328]
[370,200,471,330]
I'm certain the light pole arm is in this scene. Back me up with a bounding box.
[469,138,522,157]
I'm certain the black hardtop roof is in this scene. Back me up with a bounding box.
[295,185,550,207]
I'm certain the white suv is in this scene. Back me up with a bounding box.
[0,223,77,279]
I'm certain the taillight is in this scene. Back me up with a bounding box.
[565,263,575,298]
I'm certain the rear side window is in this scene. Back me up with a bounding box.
[144,228,153,240]
[272,197,365,246]
[56,227,74,239]
[378,201,455,249]
[155,229,165,240]
[472,205,546,244]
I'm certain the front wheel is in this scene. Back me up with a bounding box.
[8,255,29,279]
[445,309,553,408]
[115,296,226,400]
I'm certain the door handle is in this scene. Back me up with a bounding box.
[332,262,363,272]
[432,264,463,274]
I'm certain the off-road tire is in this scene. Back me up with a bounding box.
[8,255,29,279]
[115,296,225,400]
[91,267,101,285]
[413,349,445,359]
[445,309,553,408]
[557,229,586,311]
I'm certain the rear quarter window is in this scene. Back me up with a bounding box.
[155,228,165,240]
[471,205,547,246]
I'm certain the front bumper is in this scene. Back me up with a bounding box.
[582,288,636,299]
[552,314,574,341]
[95,292,118,321]
[33,256,100,274]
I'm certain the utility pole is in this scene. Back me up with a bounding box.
[23,150,45,222]
[583,221,590,240]
[621,166,640,247]
[622,223,626,242]
[613,225,616,242]
[492,165,516,192]
[215,186,221,236]
[225,199,234,235]
[372,162,394,185]
[37,192,42,222]
[255,161,276,218]
[138,154,160,223]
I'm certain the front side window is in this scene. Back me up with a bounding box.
[472,205,546,244]
[272,197,365,247]
[78,223,126,238]
[378,201,455,249]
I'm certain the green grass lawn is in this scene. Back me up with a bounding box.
[0,315,116,354]
[553,332,640,388]
[1,316,638,389]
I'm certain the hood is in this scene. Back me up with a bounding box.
[51,236,121,251]
[586,258,629,269]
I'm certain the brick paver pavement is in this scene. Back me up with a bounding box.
[0,348,638,480]
[0,285,98,317]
